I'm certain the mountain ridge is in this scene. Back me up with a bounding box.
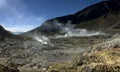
[24,0,120,36]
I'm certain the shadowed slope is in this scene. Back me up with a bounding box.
[24,0,120,36]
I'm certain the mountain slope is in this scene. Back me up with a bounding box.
[25,0,120,36]
[0,25,12,37]
[0,25,30,41]
[0,25,15,40]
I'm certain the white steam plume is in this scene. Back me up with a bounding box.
[28,31,50,45]
[34,35,49,45]
[53,21,105,38]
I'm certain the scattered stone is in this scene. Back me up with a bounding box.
[0,64,19,72]
[43,68,47,71]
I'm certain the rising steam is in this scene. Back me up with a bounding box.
[34,36,49,44]
[54,21,104,38]
[28,32,49,45]
[56,29,103,38]
[29,20,104,44]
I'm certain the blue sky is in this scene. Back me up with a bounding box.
[0,0,103,32]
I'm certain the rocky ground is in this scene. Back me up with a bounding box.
[0,33,120,72]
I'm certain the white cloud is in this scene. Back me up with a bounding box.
[5,26,34,32]
[3,15,45,32]
[0,0,7,8]
[0,0,46,32]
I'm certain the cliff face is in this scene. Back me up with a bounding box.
[25,0,120,36]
